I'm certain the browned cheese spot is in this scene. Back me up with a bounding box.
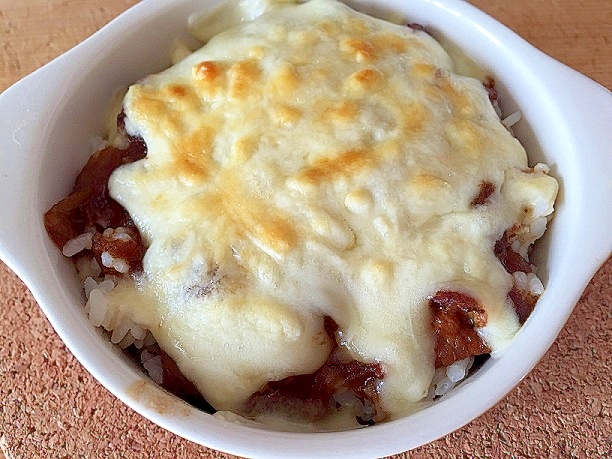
[402,103,428,136]
[228,60,261,100]
[297,149,373,185]
[172,124,216,182]
[323,100,360,123]
[346,68,384,92]
[340,37,378,63]
[372,32,409,54]
[193,61,220,82]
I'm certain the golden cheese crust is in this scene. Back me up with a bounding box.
[104,0,558,428]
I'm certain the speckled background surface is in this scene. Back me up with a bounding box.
[1,1,611,458]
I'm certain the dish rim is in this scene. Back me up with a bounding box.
[0,0,611,457]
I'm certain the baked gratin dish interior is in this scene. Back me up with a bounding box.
[44,0,558,431]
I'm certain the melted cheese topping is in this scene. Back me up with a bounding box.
[107,0,558,426]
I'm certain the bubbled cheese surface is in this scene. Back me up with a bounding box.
[107,0,558,425]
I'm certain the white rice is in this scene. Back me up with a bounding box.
[97,279,115,294]
[446,358,472,383]
[76,256,102,281]
[80,266,165,388]
[431,357,474,397]
[111,317,132,344]
[88,135,108,153]
[76,210,547,412]
[534,163,550,174]
[142,353,164,384]
[62,232,93,257]
[512,271,529,291]
[80,261,477,408]
[529,216,548,239]
[501,111,521,129]
[100,251,130,274]
[86,288,108,328]
[64,227,134,276]
[527,272,544,296]
[130,323,147,341]
[512,212,551,260]
[83,276,99,298]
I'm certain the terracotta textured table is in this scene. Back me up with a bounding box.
[1,1,610,458]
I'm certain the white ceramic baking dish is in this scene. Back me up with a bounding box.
[0,0,610,457]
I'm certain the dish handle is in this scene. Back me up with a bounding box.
[540,56,612,265]
[0,67,61,278]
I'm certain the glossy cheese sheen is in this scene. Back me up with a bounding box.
[108,0,558,424]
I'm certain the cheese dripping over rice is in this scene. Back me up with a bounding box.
[96,0,559,429]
